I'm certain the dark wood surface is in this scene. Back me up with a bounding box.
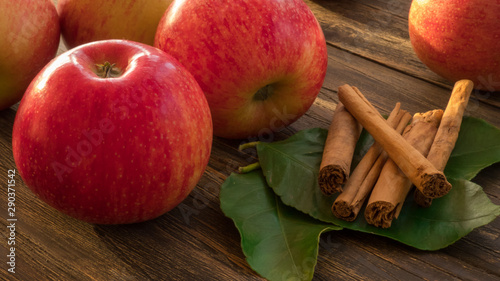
[2,0,500,280]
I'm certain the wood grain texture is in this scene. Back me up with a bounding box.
[1,0,499,280]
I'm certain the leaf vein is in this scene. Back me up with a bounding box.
[275,195,301,276]
[260,143,317,172]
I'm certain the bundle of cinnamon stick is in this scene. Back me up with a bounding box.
[318,80,474,228]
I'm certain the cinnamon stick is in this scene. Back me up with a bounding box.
[332,103,412,221]
[365,109,443,228]
[337,85,451,199]
[414,79,474,207]
[318,102,362,196]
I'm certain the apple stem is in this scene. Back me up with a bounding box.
[238,141,260,151]
[95,61,121,78]
[238,162,261,174]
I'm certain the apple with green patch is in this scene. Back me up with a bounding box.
[57,0,173,48]
[0,0,59,110]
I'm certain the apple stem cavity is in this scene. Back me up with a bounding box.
[95,61,121,78]
[253,84,273,101]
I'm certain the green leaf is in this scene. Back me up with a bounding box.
[324,178,498,250]
[256,118,500,250]
[220,170,340,281]
[393,178,500,249]
[445,116,500,180]
[257,128,334,223]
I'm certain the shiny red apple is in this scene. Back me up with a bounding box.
[154,0,328,139]
[57,0,173,48]
[12,40,213,224]
[0,0,59,110]
[409,0,500,91]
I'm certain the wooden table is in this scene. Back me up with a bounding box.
[1,0,499,280]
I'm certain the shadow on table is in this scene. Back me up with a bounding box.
[92,197,261,281]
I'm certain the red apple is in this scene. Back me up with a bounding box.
[0,0,59,111]
[12,40,213,224]
[154,0,328,139]
[409,0,500,91]
[57,0,173,49]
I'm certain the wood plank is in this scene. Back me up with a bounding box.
[0,0,499,280]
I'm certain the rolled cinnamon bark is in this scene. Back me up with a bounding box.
[365,109,443,228]
[414,79,474,207]
[318,102,362,196]
[332,103,412,221]
[337,85,451,199]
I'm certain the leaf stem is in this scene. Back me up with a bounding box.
[238,141,260,151]
[238,162,261,174]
